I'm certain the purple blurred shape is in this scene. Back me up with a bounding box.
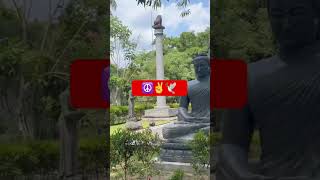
[101,66,110,103]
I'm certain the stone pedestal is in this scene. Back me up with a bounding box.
[125,121,142,130]
[160,144,193,163]
[144,108,177,118]
[142,107,178,121]
[160,150,193,163]
[160,124,210,163]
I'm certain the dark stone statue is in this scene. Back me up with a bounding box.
[101,66,110,103]
[125,90,142,130]
[128,90,136,120]
[152,15,165,29]
[216,0,320,179]
[59,87,85,179]
[160,55,210,163]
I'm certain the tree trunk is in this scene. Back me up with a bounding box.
[16,75,34,139]
[112,87,122,106]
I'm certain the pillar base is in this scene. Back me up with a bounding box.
[144,107,177,118]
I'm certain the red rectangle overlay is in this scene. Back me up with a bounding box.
[132,80,187,96]
[211,59,247,109]
[70,59,109,109]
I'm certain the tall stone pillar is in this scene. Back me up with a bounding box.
[154,26,167,108]
[143,15,177,120]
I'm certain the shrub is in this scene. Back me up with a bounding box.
[169,169,184,180]
[134,129,161,178]
[110,129,135,177]
[110,106,128,117]
[28,141,59,173]
[79,137,107,174]
[110,104,155,125]
[0,137,107,177]
[110,128,161,180]
[0,141,58,176]
[249,131,261,160]
[110,106,128,125]
[0,144,37,176]
[169,103,179,108]
[135,104,154,118]
[209,132,222,147]
[189,130,209,177]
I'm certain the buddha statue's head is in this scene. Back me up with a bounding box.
[192,54,210,80]
[267,0,320,56]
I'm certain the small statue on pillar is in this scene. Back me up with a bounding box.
[152,15,165,29]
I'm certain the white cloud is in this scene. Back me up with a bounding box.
[113,0,209,51]
[159,2,210,34]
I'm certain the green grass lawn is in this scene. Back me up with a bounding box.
[110,120,172,135]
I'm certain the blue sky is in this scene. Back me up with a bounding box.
[112,0,210,51]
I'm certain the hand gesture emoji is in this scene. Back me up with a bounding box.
[155,82,163,94]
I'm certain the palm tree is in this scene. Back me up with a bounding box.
[136,0,191,17]
[110,0,117,10]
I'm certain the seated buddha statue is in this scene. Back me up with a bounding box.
[160,54,210,162]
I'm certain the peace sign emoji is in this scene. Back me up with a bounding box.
[155,82,163,94]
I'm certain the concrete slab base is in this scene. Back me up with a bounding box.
[144,108,178,118]
[155,161,210,174]
[141,116,177,121]
[155,161,194,172]
[125,121,142,130]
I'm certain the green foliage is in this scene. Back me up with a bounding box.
[135,0,191,17]
[110,129,138,176]
[132,29,209,83]
[0,141,58,176]
[133,129,161,178]
[110,16,136,62]
[110,103,181,125]
[40,96,61,118]
[0,42,25,78]
[110,104,155,125]
[164,50,194,81]
[249,131,261,160]
[189,130,209,177]
[134,103,154,118]
[110,106,129,117]
[169,103,179,108]
[110,16,137,105]
[212,0,276,62]
[79,137,108,174]
[0,0,107,139]
[0,144,36,176]
[0,138,106,176]
[110,106,128,125]
[169,169,185,180]
[110,16,209,105]
[110,129,162,179]
[209,132,222,147]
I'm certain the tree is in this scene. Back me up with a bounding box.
[110,16,137,105]
[212,0,276,62]
[135,0,191,17]
[0,0,107,139]
[128,29,208,104]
